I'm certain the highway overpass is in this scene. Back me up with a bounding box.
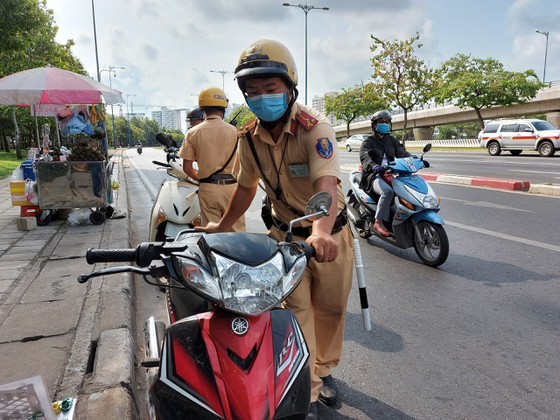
[333,85,560,140]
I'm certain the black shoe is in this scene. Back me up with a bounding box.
[307,402,321,419]
[318,375,338,406]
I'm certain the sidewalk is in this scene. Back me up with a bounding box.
[0,151,136,418]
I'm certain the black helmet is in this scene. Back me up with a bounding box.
[371,110,392,130]
[186,107,204,122]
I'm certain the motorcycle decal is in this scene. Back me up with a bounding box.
[276,332,297,376]
[231,317,249,336]
[158,336,223,418]
[272,312,309,404]
[315,137,334,159]
[404,157,417,172]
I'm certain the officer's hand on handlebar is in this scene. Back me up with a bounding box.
[306,231,339,263]
[422,160,430,168]
[195,222,220,233]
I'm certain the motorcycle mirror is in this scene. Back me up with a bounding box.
[423,143,432,153]
[155,132,172,148]
[305,192,332,221]
[284,192,332,242]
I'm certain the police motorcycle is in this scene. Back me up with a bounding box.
[346,144,449,267]
[78,192,333,419]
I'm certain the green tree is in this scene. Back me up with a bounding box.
[226,104,255,128]
[435,122,481,140]
[324,83,387,138]
[0,0,86,156]
[434,54,543,129]
[370,33,434,144]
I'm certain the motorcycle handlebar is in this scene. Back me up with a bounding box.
[86,248,137,264]
[153,160,171,168]
[293,240,316,262]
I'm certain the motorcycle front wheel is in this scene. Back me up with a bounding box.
[413,221,449,267]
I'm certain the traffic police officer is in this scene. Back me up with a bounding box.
[201,39,354,419]
[179,87,245,231]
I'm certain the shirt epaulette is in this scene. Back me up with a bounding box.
[295,111,318,131]
[238,118,257,138]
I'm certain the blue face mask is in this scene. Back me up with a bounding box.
[375,123,391,134]
[246,93,288,122]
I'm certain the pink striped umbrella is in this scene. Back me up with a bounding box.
[0,66,124,106]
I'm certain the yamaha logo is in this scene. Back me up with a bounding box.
[231,317,249,336]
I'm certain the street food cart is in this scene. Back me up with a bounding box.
[35,159,114,225]
[0,66,124,226]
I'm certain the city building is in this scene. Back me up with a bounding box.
[312,92,337,125]
[151,107,185,131]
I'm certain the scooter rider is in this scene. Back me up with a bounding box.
[179,87,246,232]
[360,110,421,237]
[200,39,354,419]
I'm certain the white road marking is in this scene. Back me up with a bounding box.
[442,197,534,213]
[446,221,560,253]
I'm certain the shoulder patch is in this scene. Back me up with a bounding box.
[315,137,334,159]
[238,117,257,138]
[295,111,318,131]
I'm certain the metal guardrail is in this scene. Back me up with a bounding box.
[405,139,481,148]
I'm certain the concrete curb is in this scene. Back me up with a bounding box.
[421,172,560,196]
[75,151,137,418]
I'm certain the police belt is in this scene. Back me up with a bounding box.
[198,173,237,185]
[272,207,347,238]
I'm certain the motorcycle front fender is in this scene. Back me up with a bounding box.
[411,210,445,225]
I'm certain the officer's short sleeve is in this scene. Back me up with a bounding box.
[236,136,261,188]
[178,131,197,161]
[306,122,340,184]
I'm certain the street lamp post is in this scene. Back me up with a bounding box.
[282,3,329,105]
[91,0,101,82]
[126,94,136,147]
[536,30,549,84]
[209,70,232,92]
[100,66,125,149]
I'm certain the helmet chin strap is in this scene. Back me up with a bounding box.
[258,87,299,130]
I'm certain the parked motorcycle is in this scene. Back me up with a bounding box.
[346,144,449,267]
[78,192,332,419]
[149,132,201,297]
[149,133,200,242]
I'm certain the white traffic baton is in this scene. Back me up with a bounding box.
[349,224,371,331]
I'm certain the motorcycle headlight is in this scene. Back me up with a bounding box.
[422,195,439,209]
[175,251,307,316]
[403,184,439,210]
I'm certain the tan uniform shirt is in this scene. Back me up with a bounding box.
[237,103,345,225]
[179,115,238,179]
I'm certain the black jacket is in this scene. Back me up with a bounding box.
[359,133,410,190]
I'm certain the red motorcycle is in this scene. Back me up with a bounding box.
[78,193,333,419]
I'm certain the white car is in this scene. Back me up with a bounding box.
[478,119,560,157]
[344,134,365,152]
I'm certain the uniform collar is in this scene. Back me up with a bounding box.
[253,103,300,145]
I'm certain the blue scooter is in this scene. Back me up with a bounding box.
[346,144,449,267]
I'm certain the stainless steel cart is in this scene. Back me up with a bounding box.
[35,160,113,225]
